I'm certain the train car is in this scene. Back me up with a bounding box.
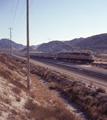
[30,52,94,63]
[58,52,94,62]
[30,52,44,57]
[30,52,58,59]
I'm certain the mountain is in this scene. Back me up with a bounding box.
[31,44,41,49]
[37,41,76,52]
[21,46,35,52]
[66,33,107,51]
[37,33,107,53]
[1,33,107,54]
[0,38,25,50]
[65,37,84,46]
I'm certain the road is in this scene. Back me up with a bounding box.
[16,55,107,92]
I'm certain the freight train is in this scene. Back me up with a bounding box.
[29,52,94,63]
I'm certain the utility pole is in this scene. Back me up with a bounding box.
[27,0,30,90]
[8,28,13,54]
[8,37,10,54]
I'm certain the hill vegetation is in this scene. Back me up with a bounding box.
[37,40,77,52]
[37,33,107,53]
[1,33,107,55]
[0,38,25,50]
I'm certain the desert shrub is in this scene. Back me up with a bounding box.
[25,98,36,110]
[49,82,59,90]
[21,60,27,64]
[4,98,11,104]
[98,104,107,115]
[28,62,107,120]
[16,97,21,102]
[25,98,82,120]
[11,109,17,115]
[97,87,106,93]
[71,94,79,102]
[0,70,11,79]
[3,91,7,95]
[44,117,56,120]
[0,112,2,116]
[29,91,35,99]
[12,87,21,95]
[85,96,93,104]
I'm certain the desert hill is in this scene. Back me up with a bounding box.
[21,46,35,52]
[0,38,25,50]
[67,33,107,50]
[37,40,76,52]
[37,33,107,53]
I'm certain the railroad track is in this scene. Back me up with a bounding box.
[30,57,107,91]
[14,55,107,91]
[31,57,107,81]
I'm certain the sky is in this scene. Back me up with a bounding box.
[0,0,107,45]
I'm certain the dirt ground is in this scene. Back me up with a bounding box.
[0,53,82,120]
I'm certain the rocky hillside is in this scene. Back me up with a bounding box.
[67,33,107,51]
[37,41,76,52]
[21,46,35,52]
[65,37,84,46]
[0,38,25,50]
[37,33,107,53]
[31,45,40,49]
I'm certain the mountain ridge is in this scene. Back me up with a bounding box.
[37,33,107,53]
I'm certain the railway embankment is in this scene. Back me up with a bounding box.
[0,53,82,120]
[31,57,107,81]
[30,64,107,120]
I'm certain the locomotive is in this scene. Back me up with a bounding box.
[30,52,94,63]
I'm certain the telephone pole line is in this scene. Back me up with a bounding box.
[8,28,13,54]
[27,0,30,90]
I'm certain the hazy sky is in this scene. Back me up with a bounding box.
[0,0,107,45]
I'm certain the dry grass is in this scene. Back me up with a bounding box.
[29,91,35,99]
[30,65,107,120]
[16,97,21,102]
[97,87,106,93]
[0,54,83,120]
[49,82,59,90]
[12,87,21,95]
[25,98,82,120]
[4,98,11,104]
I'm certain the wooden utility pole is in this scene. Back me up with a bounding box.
[27,0,30,90]
[8,37,10,54]
[8,28,13,54]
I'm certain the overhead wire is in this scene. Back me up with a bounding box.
[13,0,34,36]
[13,1,26,29]
[8,0,14,28]
[30,0,34,7]
[11,0,19,27]
[13,0,26,35]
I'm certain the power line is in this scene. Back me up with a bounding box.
[13,0,26,30]
[8,0,14,28]
[11,0,19,27]
[13,15,26,36]
[30,0,34,7]
[13,0,33,36]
